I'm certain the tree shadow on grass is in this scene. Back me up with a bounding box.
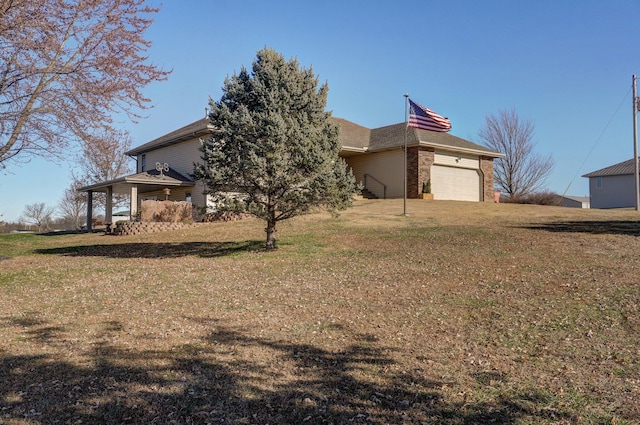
[521,220,640,236]
[35,240,265,259]
[0,316,581,424]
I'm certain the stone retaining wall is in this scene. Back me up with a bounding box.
[113,221,202,236]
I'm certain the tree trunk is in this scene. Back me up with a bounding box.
[265,219,277,250]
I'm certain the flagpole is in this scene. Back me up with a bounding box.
[403,93,409,216]
[633,75,639,211]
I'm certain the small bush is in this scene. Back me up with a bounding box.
[141,200,193,223]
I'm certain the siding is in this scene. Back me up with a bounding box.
[346,150,404,198]
[589,174,637,208]
[135,137,208,209]
[191,181,208,212]
[138,138,203,177]
[433,152,479,169]
[558,198,589,208]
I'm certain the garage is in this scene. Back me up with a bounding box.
[431,165,481,202]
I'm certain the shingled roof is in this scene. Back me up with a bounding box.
[124,116,502,158]
[365,122,501,156]
[77,167,194,193]
[583,158,638,177]
[331,117,371,149]
[126,118,214,156]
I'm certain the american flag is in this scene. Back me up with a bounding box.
[408,99,452,132]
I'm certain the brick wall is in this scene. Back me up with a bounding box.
[407,147,435,198]
[480,156,495,202]
[113,221,202,236]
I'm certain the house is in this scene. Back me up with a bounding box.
[335,118,502,201]
[552,195,590,209]
[112,210,131,221]
[78,118,212,229]
[583,158,639,208]
[78,116,502,229]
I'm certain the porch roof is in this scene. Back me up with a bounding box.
[77,168,195,194]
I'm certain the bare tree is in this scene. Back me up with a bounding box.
[0,0,170,170]
[79,129,134,182]
[478,109,555,199]
[58,178,87,230]
[77,128,134,211]
[20,202,55,232]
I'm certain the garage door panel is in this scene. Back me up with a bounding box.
[431,165,480,202]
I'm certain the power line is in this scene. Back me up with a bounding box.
[560,87,632,198]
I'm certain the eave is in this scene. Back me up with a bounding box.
[417,141,505,158]
[77,169,195,194]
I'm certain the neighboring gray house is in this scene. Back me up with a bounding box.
[553,195,590,209]
[583,158,638,208]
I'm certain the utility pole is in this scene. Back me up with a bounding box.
[634,75,639,211]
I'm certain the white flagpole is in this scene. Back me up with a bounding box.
[403,93,409,216]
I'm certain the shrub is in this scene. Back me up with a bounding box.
[503,191,559,205]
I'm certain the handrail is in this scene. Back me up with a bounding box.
[363,173,386,199]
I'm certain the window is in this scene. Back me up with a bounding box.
[596,176,602,189]
[186,192,192,203]
[141,154,146,172]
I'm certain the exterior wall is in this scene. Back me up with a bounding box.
[135,138,207,210]
[345,150,405,198]
[409,147,434,198]
[137,138,202,177]
[348,148,496,201]
[589,174,636,208]
[479,156,495,202]
[138,187,193,203]
[138,182,207,212]
[558,198,590,208]
[434,152,479,169]
[192,181,208,213]
[417,150,493,202]
[128,125,500,205]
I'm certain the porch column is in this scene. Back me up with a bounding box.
[130,184,138,220]
[105,186,113,224]
[86,191,93,232]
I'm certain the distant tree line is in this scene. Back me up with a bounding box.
[0,196,95,234]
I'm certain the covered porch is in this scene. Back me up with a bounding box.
[77,168,196,231]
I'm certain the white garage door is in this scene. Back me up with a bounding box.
[431,165,481,202]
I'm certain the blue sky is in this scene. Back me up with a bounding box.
[2,0,640,221]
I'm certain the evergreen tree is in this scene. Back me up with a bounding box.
[194,48,356,250]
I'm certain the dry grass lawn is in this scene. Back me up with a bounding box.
[1,199,639,424]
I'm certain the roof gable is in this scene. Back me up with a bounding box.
[126,118,213,156]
